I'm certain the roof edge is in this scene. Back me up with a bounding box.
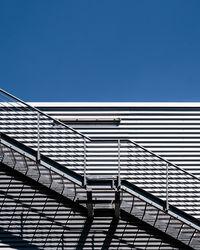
[27,102,200,108]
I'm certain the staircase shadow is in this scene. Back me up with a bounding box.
[0,227,41,250]
[75,218,93,250]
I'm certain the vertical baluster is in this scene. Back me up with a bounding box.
[61,174,65,195]
[10,148,16,168]
[166,163,169,211]
[0,144,4,162]
[118,139,121,188]
[23,155,29,175]
[188,229,196,246]
[83,138,87,187]
[37,112,40,162]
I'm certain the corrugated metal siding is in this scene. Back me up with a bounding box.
[0,165,177,250]
[1,102,200,249]
[2,103,200,215]
[37,103,200,178]
[2,102,200,177]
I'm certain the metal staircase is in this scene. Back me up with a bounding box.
[0,89,200,249]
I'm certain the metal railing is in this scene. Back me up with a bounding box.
[1,89,200,219]
[0,89,90,177]
[0,134,87,202]
[1,129,200,246]
[88,139,200,217]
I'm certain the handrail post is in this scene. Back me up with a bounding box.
[37,112,40,162]
[118,139,121,188]
[166,163,169,211]
[83,138,87,187]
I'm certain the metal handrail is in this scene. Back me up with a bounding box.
[1,88,199,182]
[0,88,90,140]
[90,139,200,182]
[1,131,200,236]
[1,88,200,205]
[0,132,84,187]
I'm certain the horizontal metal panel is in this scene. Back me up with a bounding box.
[0,166,178,249]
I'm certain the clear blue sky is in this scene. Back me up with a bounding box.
[0,0,200,102]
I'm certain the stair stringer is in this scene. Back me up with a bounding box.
[1,132,200,249]
[121,180,200,249]
[0,135,88,216]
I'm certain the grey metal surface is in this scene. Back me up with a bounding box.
[0,132,200,249]
[1,89,200,249]
[0,149,178,249]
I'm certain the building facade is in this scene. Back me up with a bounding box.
[0,91,200,250]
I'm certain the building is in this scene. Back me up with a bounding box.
[0,89,199,249]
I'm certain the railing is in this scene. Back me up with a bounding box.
[0,89,89,178]
[1,89,200,219]
[128,137,200,217]
[90,139,200,218]
[1,131,200,246]
[0,133,87,203]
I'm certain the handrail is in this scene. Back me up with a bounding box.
[121,180,200,231]
[90,138,200,183]
[1,88,200,182]
[1,89,200,247]
[1,88,200,214]
[127,139,200,182]
[0,132,84,187]
[1,130,200,236]
[0,89,90,141]
[1,88,200,183]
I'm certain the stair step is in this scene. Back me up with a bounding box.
[121,199,200,249]
[0,147,87,211]
[14,162,27,173]
[143,214,156,225]
[2,155,15,168]
[1,132,200,249]
[190,240,200,250]
[165,226,179,238]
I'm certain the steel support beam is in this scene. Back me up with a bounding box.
[114,191,120,219]
[87,190,94,219]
